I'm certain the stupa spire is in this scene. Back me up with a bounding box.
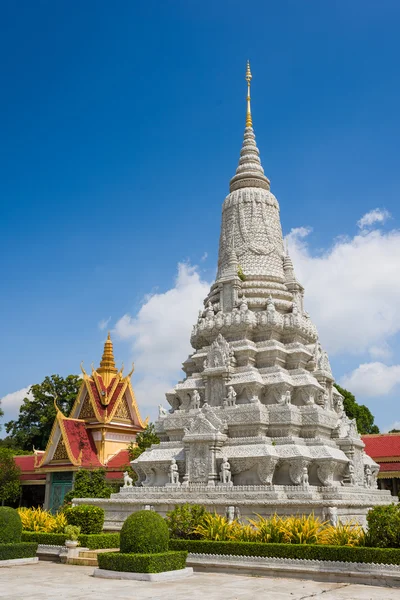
[97,332,118,385]
[245,60,252,127]
[230,61,270,192]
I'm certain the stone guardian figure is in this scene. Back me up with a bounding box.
[220,457,232,484]
[123,471,133,488]
[169,459,180,485]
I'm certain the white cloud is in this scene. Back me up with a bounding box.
[286,224,400,355]
[0,386,32,431]
[386,421,400,433]
[98,317,111,331]
[340,362,400,397]
[114,263,210,418]
[201,252,208,262]
[357,208,390,230]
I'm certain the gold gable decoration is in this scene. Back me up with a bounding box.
[52,438,69,461]
[114,396,131,420]
[79,394,96,419]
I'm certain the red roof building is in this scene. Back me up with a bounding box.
[362,433,400,497]
[16,335,146,511]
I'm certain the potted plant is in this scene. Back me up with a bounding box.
[64,524,81,549]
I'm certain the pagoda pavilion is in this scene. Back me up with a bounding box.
[15,334,146,512]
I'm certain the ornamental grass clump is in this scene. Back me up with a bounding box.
[278,514,327,545]
[17,507,66,533]
[193,513,235,541]
[320,520,364,547]
[248,514,286,543]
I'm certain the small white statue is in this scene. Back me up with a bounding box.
[348,460,355,485]
[323,506,338,527]
[169,458,179,484]
[191,389,201,410]
[226,505,235,523]
[364,465,372,488]
[226,386,237,407]
[123,471,133,488]
[301,466,309,487]
[283,390,291,405]
[220,457,232,484]
[158,404,168,418]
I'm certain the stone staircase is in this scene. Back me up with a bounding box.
[67,548,118,567]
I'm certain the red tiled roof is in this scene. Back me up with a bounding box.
[377,462,400,472]
[106,449,130,468]
[14,454,43,471]
[89,376,125,420]
[362,434,400,459]
[61,419,102,467]
[106,471,124,479]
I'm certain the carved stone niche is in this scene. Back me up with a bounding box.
[292,385,320,407]
[264,383,291,405]
[202,334,235,407]
[288,459,310,485]
[313,460,338,486]
[229,456,278,486]
[182,409,227,487]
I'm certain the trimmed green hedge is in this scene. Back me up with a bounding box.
[169,539,400,566]
[0,542,38,561]
[97,550,188,573]
[21,532,67,546]
[21,531,120,550]
[120,511,169,554]
[64,505,105,534]
[0,507,22,544]
[79,533,120,549]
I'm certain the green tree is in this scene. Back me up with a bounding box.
[334,384,379,434]
[128,423,160,461]
[5,374,81,452]
[389,429,400,433]
[0,448,21,506]
[63,468,114,504]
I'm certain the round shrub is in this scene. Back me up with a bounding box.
[120,510,169,554]
[0,507,22,543]
[64,504,104,534]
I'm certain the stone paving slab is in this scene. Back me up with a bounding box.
[0,562,399,600]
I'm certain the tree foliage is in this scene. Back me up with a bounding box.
[334,384,379,434]
[5,374,81,451]
[0,448,21,506]
[128,423,160,461]
[63,468,114,504]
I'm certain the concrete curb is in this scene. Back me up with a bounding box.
[93,566,193,582]
[187,553,400,587]
[0,557,39,567]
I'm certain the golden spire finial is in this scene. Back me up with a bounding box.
[97,332,118,385]
[245,60,252,128]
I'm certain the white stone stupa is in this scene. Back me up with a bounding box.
[81,63,392,528]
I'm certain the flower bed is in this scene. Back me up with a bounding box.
[169,539,400,565]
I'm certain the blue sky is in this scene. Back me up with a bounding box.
[1,1,400,432]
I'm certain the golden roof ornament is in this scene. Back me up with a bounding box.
[97,332,118,386]
[245,60,252,128]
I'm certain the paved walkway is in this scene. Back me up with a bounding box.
[0,562,399,600]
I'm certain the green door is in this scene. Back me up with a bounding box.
[49,472,73,513]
